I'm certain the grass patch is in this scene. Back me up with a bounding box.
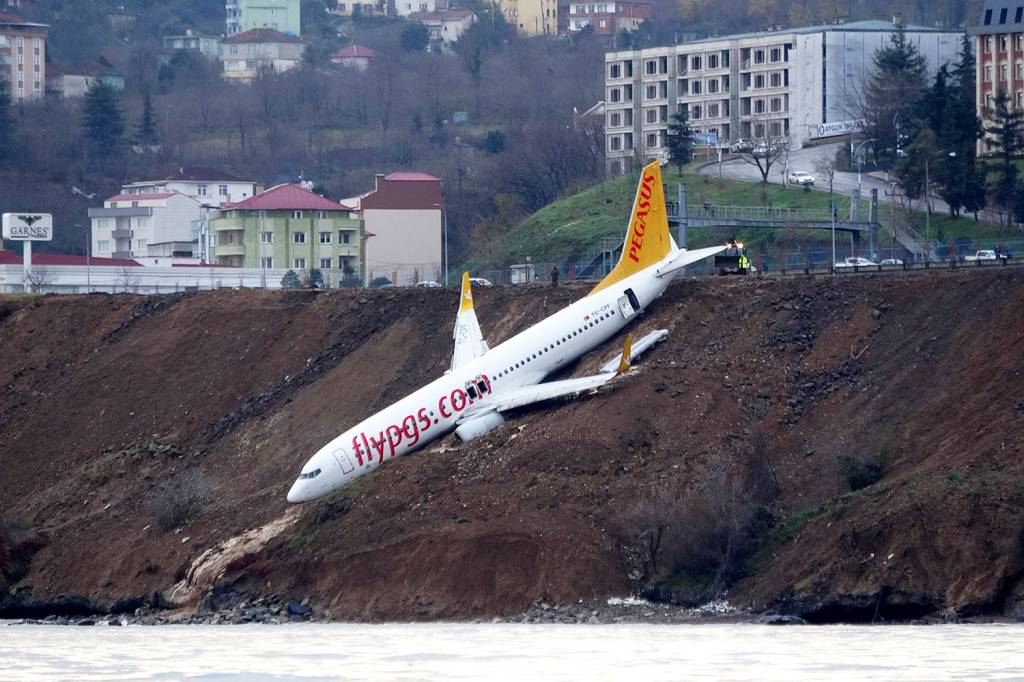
[839,450,890,492]
[769,503,831,546]
[947,472,965,486]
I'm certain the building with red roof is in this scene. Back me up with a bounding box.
[0,10,48,102]
[328,44,376,71]
[121,166,259,206]
[212,184,364,285]
[220,28,305,82]
[407,9,476,52]
[344,172,444,287]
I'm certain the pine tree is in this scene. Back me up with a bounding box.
[985,89,1023,223]
[82,80,124,157]
[134,89,158,146]
[665,110,695,173]
[864,22,928,156]
[0,79,12,164]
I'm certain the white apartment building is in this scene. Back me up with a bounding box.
[396,0,435,18]
[119,167,258,206]
[604,20,962,175]
[220,28,304,82]
[89,192,203,261]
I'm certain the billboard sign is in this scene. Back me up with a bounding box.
[811,120,863,140]
[2,213,54,241]
[694,132,719,147]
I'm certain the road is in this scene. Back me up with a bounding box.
[697,142,951,215]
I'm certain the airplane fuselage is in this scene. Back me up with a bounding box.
[286,260,674,502]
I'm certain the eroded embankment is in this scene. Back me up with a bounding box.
[1,271,1023,622]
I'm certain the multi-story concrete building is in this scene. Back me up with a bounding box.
[121,167,258,206]
[89,192,203,261]
[971,0,1024,152]
[211,184,364,285]
[221,28,304,82]
[566,1,650,35]
[227,0,300,37]
[395,0,435,18]
[329,0,387,18]
[408,8,475,52]
[0,11,46,102]
[163,30,222,60]
[497,0,557,36]
[344,172,443,287]
[604,20,962,175]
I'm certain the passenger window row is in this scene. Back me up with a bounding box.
[492,309,618,380]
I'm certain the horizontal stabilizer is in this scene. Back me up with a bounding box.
[655,245,728,278]
[600,329,668,374]
[458,374,614,422]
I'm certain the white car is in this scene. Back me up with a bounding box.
[879,258,904,266]
[788,171,815,186]
[964,250,1007,261]
[836,256,877,268]
[414,280,441,288]
[469,277,494,287]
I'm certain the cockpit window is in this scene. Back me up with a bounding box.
[298,468,322,480]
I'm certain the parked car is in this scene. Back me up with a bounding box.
[836,256,877,268]
[730,138,754,153]
[964,250,1009,261]
[787,171,815,186]
[469,277,493,287]
[414,280,441,288]
[879,258,904,266]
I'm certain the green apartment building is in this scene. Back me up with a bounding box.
[227,0,301,37]
[211,183,364,285]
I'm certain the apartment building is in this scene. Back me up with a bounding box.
[0,11,46,102]
[565,1,650,35]
[220,28,304,82]
[408,8,476,52]
[227,0,300,37]
[604,20,961,175]
[344,172,443,287]
[497,0,558,36]
[971,0,1024,152]
[120,167,258,206]
[89,192,203,261]
[163,30,222,60]
[210,184,364,284]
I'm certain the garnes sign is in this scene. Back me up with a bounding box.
[2,213,54,241]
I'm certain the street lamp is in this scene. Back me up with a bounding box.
[851,138,877,194]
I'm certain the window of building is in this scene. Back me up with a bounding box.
[771,72,782,87]
[317,210,328,219]
[645,84,657,100]
[985,37,993,53]
[260,257,273,268]
[16,36,23,47]
[1001,64,1009,81]
[646,108,657,123]
[293,232,306,244]
[257,210,267,219]
[986,64,993,82]
[137,239,147,250]
[260,232,273,244]
[338,256,354,272]
[624,109,633,125]
[320,257,332,270]
[709,103,720,118]
[609,88,621,103]
[1000,7,1008,23]
[219,184,228,196]
[754,74,765,88]
[339,231,351,245]
[771,121,782,137]
[319,231,332,244]
[1017,62,1023,79]
[691,105,702,119]
[691,80,702,95]
[1018,92,1024,108]
[98,240,109,252]
[659,81,668,98]
[754,123,765,138]
[691,55,701,71]
[770,97,782,112]
[197,184,208,196]
[610,136,622,151]
[754,49,764,64]
[1001,36,1009,52]
[646,132,658,148]
[708,78,719,93]
[1018,7,1023,22]
[645,59,657,74]
[610,112,622,126]
[984,8,992,24]
[0,36,7,47]
[623,133,633,149]
[770,47,781,62]
[708,54,718,69]
[610,63,621,78]
[294,258,306,269]
[1017,35,1024,51]
[659,56,668,73]
[755,99,765,114]
[246,60,256,70]
[624,60,633,77]
[292,210,303,219]
[624,85,633,101]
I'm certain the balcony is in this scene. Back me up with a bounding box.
[111,229,132,239]
[214,220,246,232]
[112,251,133,259]
[215,244,246,257]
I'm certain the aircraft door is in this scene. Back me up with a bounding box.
[332,448,355,474]
[618,288,640,320]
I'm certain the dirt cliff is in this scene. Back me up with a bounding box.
[1,269,1023,622]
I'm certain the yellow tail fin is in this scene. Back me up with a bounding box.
[459,272,474,313]
[591,160,673,295]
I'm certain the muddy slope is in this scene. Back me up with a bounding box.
[1,271,1022,621]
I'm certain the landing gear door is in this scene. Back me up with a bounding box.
[332,448,355,474]
[618,288,640,320]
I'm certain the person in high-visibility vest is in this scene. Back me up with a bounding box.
[739,254,750,274]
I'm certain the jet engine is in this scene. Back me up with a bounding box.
[454,411,506,441]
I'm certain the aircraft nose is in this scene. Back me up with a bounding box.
[287,479,308,504]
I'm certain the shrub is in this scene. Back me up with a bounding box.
[153,470,212,531]
[839,450,890,491]
[280,270,301,288]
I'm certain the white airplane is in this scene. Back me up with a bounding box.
[287,161,726,503]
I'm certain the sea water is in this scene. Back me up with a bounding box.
[1,622,1023,681]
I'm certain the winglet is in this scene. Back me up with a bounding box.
[616,335,633,376]
[459,272,474,313]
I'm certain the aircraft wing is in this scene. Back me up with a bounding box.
[655,245,728,278]
[459,330,667,421]
[450,273,489,372]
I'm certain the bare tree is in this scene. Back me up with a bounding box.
[735,115,790,201]
[24,265,56,293]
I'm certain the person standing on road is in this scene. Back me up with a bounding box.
[550,266,559,287]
